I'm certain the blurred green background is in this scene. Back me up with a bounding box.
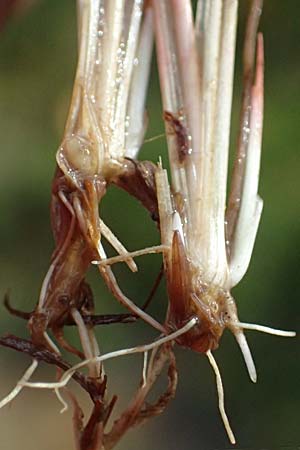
[0,1,299,449]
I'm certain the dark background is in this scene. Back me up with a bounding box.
[0,1,299,449]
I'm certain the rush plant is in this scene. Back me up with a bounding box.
[0,1,295,449]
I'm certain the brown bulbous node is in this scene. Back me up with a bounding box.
[165,230,234,353]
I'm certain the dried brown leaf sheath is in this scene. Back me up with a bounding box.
[28,167,104,351]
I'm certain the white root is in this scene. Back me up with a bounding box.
[233,321,296,338]
[20,318,197,392]
[55,388,69,414]
[0,360,38,409]
[231,319,296,383]
[233,329,257,383]
[142,351,149,387]
[71,308,100,378]
[99,218,138,272]
[92,244,169,267]
[97,241,166,333]
[206,350,236,444]
[43,331,62,355]
[88,327,104,379]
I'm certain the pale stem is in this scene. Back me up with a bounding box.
[152,0,189,197]
[191,1,229,286]
[229,34,264,287]
[212,0,238,258]
[154,165,173,251]
[125,4,154,159]
[152,0,183,116]
[97,0,125,131]
[226,0,264,243]
[171,0,201,191]
[112,1,144,159]
[204,0,238,284]
[66,0,101,134]
[81,0,102,92]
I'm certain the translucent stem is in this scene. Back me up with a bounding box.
[125,4,154,158]
[229,34,264,287]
